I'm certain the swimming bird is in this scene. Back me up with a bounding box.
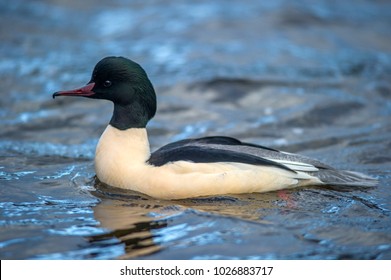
[52,56,377,199]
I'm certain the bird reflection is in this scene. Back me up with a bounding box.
[88,182,168,259]
[88,179,296,259]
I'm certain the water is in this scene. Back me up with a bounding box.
[1,0,391,259]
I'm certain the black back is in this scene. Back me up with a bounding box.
[148,136,295,172]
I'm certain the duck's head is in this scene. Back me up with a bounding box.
[53,56,156,129]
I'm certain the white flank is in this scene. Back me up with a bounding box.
[94,125,322,199]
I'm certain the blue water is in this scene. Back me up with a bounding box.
[1,0,391,259]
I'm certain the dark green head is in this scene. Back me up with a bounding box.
[53,56,157,129]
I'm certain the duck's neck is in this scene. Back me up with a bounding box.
[95,125,151,172]
[110,104,150,130]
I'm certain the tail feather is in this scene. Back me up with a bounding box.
[310,169,378,187]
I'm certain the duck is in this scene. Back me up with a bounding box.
[52,56,377,200]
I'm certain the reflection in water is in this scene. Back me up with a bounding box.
[89,182,278,258]
[91,185,167,258]
[88,180,391,260]
[89,182,314,259]
[89,216,167,259]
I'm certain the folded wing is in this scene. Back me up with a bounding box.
[148,136,377,187]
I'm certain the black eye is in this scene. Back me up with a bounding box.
[103,80,112,87]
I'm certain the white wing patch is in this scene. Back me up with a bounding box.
[264,158,319,172]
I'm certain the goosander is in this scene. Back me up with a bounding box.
[53,56,377,199]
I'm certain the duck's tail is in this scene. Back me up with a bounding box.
[311,169,378,187]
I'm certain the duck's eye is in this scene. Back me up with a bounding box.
[103,80,112,87]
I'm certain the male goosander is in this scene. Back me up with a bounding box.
[53,56,377,199]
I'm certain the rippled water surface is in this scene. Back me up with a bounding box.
[1,0,391,259]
